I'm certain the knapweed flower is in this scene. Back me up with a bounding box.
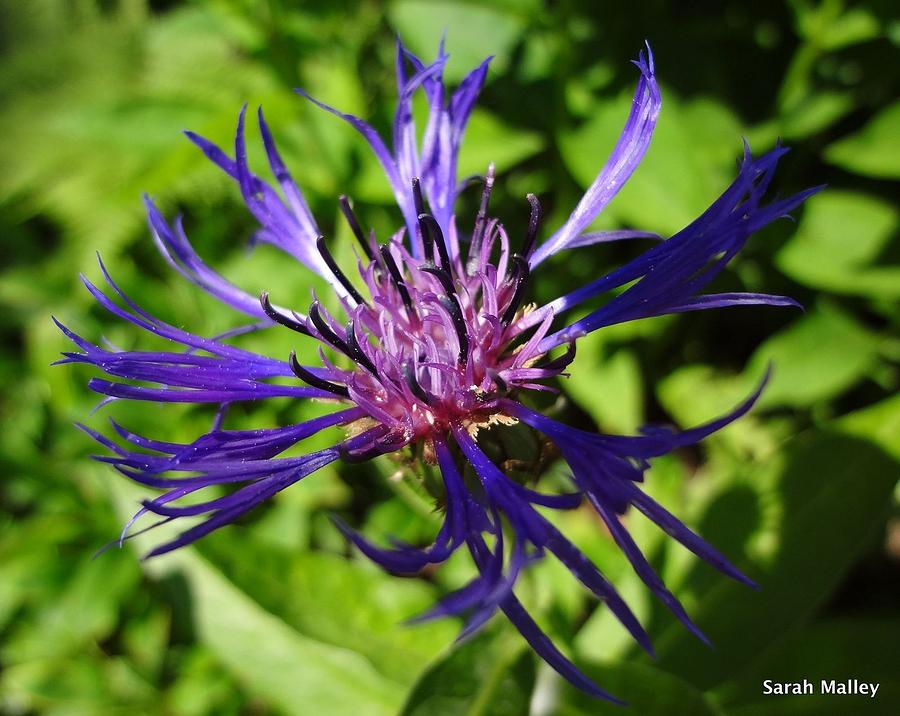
[57,39,819,701]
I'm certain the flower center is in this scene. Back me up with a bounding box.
[262,174,573,448]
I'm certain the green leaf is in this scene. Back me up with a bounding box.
[778,91,854,139]
[564,330,645,433]
[775,191,900,300]
[202,541,458,686]
[1,654,157,716]
[817,7,881,49]
[0,5,286,254]
[555,661,720,716]
[399,626,535,716]
[388,0,536,82]
[748,301,883,409]
[121,606,170,682]
[105,476,404,714]
[3,550,142,663]
[147,550,406,716]
[457,110,545,177]
[833,392,900,462]
[166,647,246,716]
[794,4,881,50]
[825,102,900,179]
[653,427,899,690]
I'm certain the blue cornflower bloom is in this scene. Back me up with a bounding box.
[57,39,820,701]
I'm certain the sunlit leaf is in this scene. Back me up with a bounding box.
[556,660,720,715]
[748,301,884,409]
[388,0,537,81]
[399,626,535,716]
[833,392,900,461]
[564,330,645,433]
[825,102,900,179]
[146,549,406,716]
[776,191,900,300]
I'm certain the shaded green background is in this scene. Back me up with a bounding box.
[1,1,899,714]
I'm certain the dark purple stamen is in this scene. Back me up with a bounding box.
[486,368,508,394]
[338,195,374,260]
[411,176,425,217]
[521,193,541,259]
[501,255,530,325]
[316,235,368,306]
[345,318,377,374]
[468,163,495,271]
[340,442,388,463]
[418,213,452,270]
[340,445,381,463]
[419,217,434,259]
[403,363,430,404]
[289,351,349,397]
[538,341,577,371]
[309,301,355,360]
[457,174,484,192]
[421,264,456,297]
[438,295,470,366]
[380,245,414,314]
[340,425,401,463]
[260,292,311,336]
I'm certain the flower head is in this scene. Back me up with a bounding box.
[57,39,821,701]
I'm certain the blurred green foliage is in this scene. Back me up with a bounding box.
[1,0,898,714]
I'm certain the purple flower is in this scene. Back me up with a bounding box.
[57,39,821,701]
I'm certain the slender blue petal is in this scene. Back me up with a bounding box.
[296,88,419,250]
[468,535,622,703]
[143,447,339,557]
[144,196,270,319]
[566,229,663,248]
[453,425,653,654]
[531,47,661,265]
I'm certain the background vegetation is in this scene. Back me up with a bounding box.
[1,1,898,714]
